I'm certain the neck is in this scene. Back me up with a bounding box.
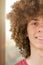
[26,44,43,65]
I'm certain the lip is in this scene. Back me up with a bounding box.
[35,37,43,45]
[35,36,43,40]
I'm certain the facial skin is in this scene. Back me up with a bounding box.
[27,16,43,49]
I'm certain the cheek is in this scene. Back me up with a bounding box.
[27,26,36,39]
[27,26,35,35]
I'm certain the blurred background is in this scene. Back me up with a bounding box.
[5,0,24,65]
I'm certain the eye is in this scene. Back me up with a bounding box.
[33,22,38,25]
[31,18,39,26]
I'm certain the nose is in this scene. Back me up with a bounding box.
[37,23,43,32]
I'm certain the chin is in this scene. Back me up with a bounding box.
[35,44,43,50]
[31,42,43,50]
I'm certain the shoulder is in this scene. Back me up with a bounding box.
[15,59,28,65]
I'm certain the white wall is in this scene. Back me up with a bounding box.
[6,0,23,65]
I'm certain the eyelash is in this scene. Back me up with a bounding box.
[31,19,39,26]
[33,22,38,25]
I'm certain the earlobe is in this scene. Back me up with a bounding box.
[26,34,28,37]
[26,32,28,37]
[26,33,29,38]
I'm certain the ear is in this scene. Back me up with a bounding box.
[26,28,29,37]
[26,34,28,37]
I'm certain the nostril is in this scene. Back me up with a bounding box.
[39,31,40,32]
[37,27,43,32]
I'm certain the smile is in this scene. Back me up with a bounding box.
[37,37,43,40]
[35,36,43,40]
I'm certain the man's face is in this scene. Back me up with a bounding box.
[27,16,43,49]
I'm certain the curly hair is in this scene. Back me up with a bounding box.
[7,0,43,58]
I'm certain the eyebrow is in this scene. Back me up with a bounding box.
[31,18,39,21]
